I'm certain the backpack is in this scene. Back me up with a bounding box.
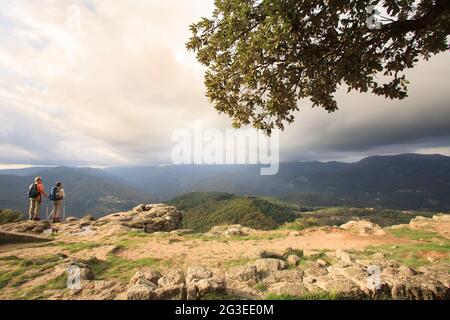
[28,183,39,199]
[49,186,63,201]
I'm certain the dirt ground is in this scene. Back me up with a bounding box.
[0,228,410,267]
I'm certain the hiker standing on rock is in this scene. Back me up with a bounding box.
[49,181,65,223]
[28,176,48,221]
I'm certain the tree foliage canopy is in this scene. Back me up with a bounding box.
[187,0,450,133]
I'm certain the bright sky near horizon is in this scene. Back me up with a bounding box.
[0,0,449,168]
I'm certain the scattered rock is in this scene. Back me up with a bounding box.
[262,270,303,285]
[150,284,186,300]
[322,279,362,298]
[170,229,194,235]
[398,265,416,277]
[286,255,300,266]
[130,270,162,286]
[127,283,155,300]
[0,230,50,244]
[67,263,94,281]
[227,265,258,283]
[206,224,255,237]
[158,269,185,287]
[257,250,284,260]
[304,265,329,278]
[336,249,352,263]
[186,266,213,284]
[316,259,328,267]
[340,220,386,235]
[192,277,226,298]
[432,214,450,222]
[303,276,316,284]
[268,282,309,297]
[132,204,145,213]
[254,259,287,274]
[0,220,52,234]
[372,252,385,260]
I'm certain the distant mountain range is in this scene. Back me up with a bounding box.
[0,153,449,217]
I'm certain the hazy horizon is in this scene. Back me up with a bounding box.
[0,152,448,170]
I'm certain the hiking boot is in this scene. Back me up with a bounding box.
[52,217,61,223]
[33,216,41,221]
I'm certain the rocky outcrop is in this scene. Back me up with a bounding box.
[0,203,183,236]
[126,267,225,300]
[218,250,449,300]
[206,224,255,237]
[97,203,182,233]
[340,220,386,236]
[0,230,50,244]
[0,220,54,234]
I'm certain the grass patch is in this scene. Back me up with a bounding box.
[127,230,151,238]
[56,241,102,253]
[358,242,450,268]
[253,283,268,292]
[0,268,24,289]
[387,227,442,241]
[0,254,64,289]
[89,253,169,283]
[185,232,285,242]
[0,255,22,262]
[21,273,68,300]
[223,257,251,269]
[281,217,319,231]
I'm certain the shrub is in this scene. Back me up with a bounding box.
[0,209,23,224]
[281,217,319,231]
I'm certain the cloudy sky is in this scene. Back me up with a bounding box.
[0,0,449,168]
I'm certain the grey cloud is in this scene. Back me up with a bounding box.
[0,1,449,166]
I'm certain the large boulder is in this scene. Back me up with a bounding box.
[186,266,213,284]
[150,284,186,300]
[0,230,50,244]
[253,259,287,274]
[262,270,303,285]
[127,283,155,300]
[335,249,353,264]
[158,269,185,287]
[226,265,259,283]
[267,282,309,297]
[97,204,182,233]
[286,255,300,266]
[206,225,255,237]
[432,214,450,222]
[187,277,226,300]
[130,269,162,286]
[67,260,95,281]
[322,278,364,298]
[0,220,52,234]
[340,220,386,236]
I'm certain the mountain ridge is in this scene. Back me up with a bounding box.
[1,153,449,216]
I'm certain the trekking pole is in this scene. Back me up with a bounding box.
[63,199,66,221]
[47,198,52,221]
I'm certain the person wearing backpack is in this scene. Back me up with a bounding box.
[49,181,65,223]
[28,176,48,221]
